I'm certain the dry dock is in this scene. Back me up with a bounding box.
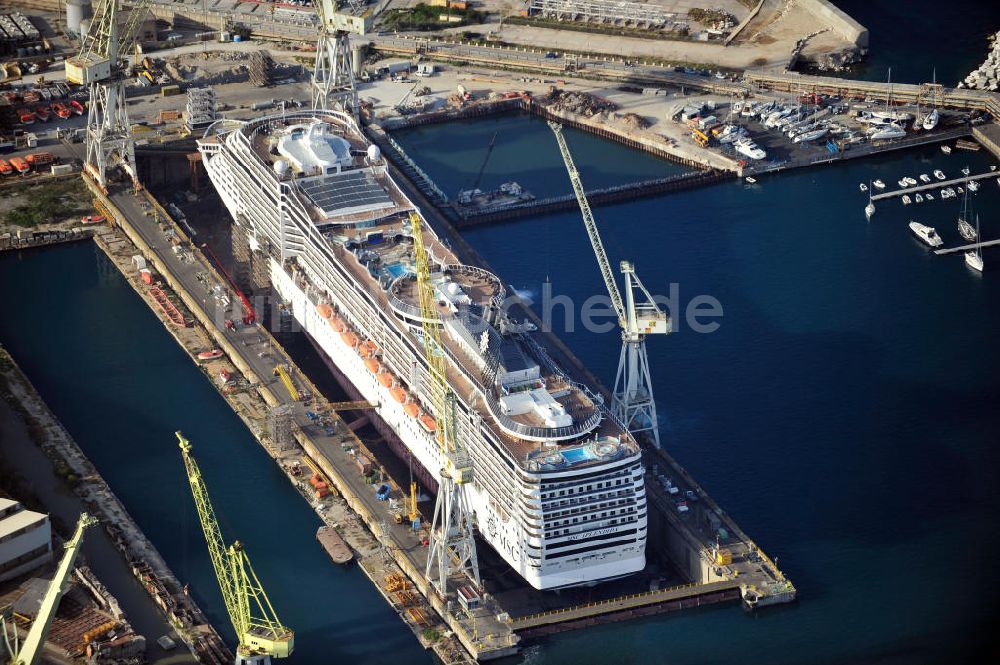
[82,108,797,659]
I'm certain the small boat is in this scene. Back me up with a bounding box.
[957,187,977,242]
[865,202,876,220]
[909,221,943,247]
[922,108,940,131]
[941,145,952,154]
[898,178,909,188]
[873,179,886,189]
[915,194,924,203]
[197,349,224,361]
[902,195,912,205]
[961,167,970,176]
[957,186,964,194]
[925,192,934,200]
[967,181,979,192]
[919,174,931,183]
[996,177,1000,187]
[870,123,907,140]
[965,215,983,272]
[859,183,868,192]
[933,170,946,180]
[745,176,757,184]
[904,177,918,186]
[945,187,956,197]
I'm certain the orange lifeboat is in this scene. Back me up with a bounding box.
[376,371,394,388]
[340,331,359,348]
[390,386,408,404]
[404,403,420,418]
[329,317,347,333]
[364,358,381,374]
[418,413,437,433]
[358,341,377,358]
[316,303,333,319]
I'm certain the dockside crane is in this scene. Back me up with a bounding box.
[66,0,152,189]
[408,211,480,596]
[2,513,98,665]
[548,122,671,448]
[312,0,370,115]
[177,432,294,664]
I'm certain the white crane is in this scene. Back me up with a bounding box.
[549,121,670,447]
[312,0,370,115]
[2,513,98,665]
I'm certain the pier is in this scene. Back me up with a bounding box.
[870,170,998,200]
[934,239,1000,256]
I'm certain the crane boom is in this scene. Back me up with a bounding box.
[177,432,293,660]
[3,513,97,665]
[273,365,299,401]
[548,121,626,323]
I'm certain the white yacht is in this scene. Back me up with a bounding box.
[942,145,952,154]
[873,179,886,189]
[968,180,980,192]
[915,193,924,203]
[965,216,984,272]
[871,124,907,140]
[904,177,918,186]
[922,108,940,131]
[902,195,912,205]
[793,127,829,143]
[859,183,868,192]
[735,138,766,160]
[933,170,946,180]
[909,221,943,247]
[958,186,977,242]
[925,192,934,200]
[865,202,876,220]
[919,174,931,183]
[898,178,910,188]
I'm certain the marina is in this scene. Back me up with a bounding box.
[870,169,999,200]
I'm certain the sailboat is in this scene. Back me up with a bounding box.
[865,182,875,220]
[922,69,940,130]
[957,185,977,242]
[965,215,983,272]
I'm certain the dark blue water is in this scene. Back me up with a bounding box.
[826,1,996,85]
[395,118,1000,663]
[0,244,431,665]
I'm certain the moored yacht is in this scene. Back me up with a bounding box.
[909,221,943,247]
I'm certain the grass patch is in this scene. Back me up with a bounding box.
[506,16,690,41]
[3,178,90,227]
[382,3,483,32]
[422,627,441,642]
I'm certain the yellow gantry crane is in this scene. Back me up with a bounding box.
[2,513,97,665]
[177,432,294,664]
[408,211,480,596]
[272,365,299,401]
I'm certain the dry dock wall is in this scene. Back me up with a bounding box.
[796,0,869,48]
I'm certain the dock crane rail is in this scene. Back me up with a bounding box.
[177,432,293,663]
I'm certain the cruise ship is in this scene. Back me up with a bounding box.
[197,109,648,590]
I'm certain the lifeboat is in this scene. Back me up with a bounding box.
[418,413,437,433]
[358,341,377,358]
[316,303,333,319]
[340,331,358,348]
[390,386,408,404]
[376,371,394,388]
[329,317,347,333]
[404,403,420,418]
[197,349,223,361]
[364,358,381,374]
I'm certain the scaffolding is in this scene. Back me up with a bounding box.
[267,404,295,450]
[248,50,274,87]
[528,0,684,30]
[184,87,217,132]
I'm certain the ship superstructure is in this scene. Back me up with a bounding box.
[198,110,647,589]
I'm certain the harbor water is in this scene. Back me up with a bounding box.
[0,243,432,665]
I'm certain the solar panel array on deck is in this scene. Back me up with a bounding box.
[299,170,394,216]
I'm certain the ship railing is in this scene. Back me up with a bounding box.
[441,263,507,303]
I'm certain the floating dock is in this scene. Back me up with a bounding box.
[316,526,354,565]
[870,169,998,200]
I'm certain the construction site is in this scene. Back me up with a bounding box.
[1,0,999,662]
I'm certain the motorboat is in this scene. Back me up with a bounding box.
[902,195,912,205]
[941,145,952,154]
[944,187,956,197]
[745,176,757,184]
[919,174,931,183]
[908,221,943,247]
[962,167,970,176]
[968,180,980,192]
[197,349,224,361]
[922,108,940,131]
[873,179,886,189]
[735,138,766,160]
[915,194,924,203]
[925,192,934,200]
[865,202,876,220]
[933,169,946,180]
[898,178,910,188]
[859,183,868,192]
[904,177,918,186]
[957,186,964,194]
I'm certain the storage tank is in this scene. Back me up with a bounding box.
[66,0,92,36]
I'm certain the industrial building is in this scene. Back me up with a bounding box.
[0,498,53,583]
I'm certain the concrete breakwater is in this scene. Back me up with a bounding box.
[0,340,232,665]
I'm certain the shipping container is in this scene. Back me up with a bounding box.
[161,85,182,97]
[355,455,372,475]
